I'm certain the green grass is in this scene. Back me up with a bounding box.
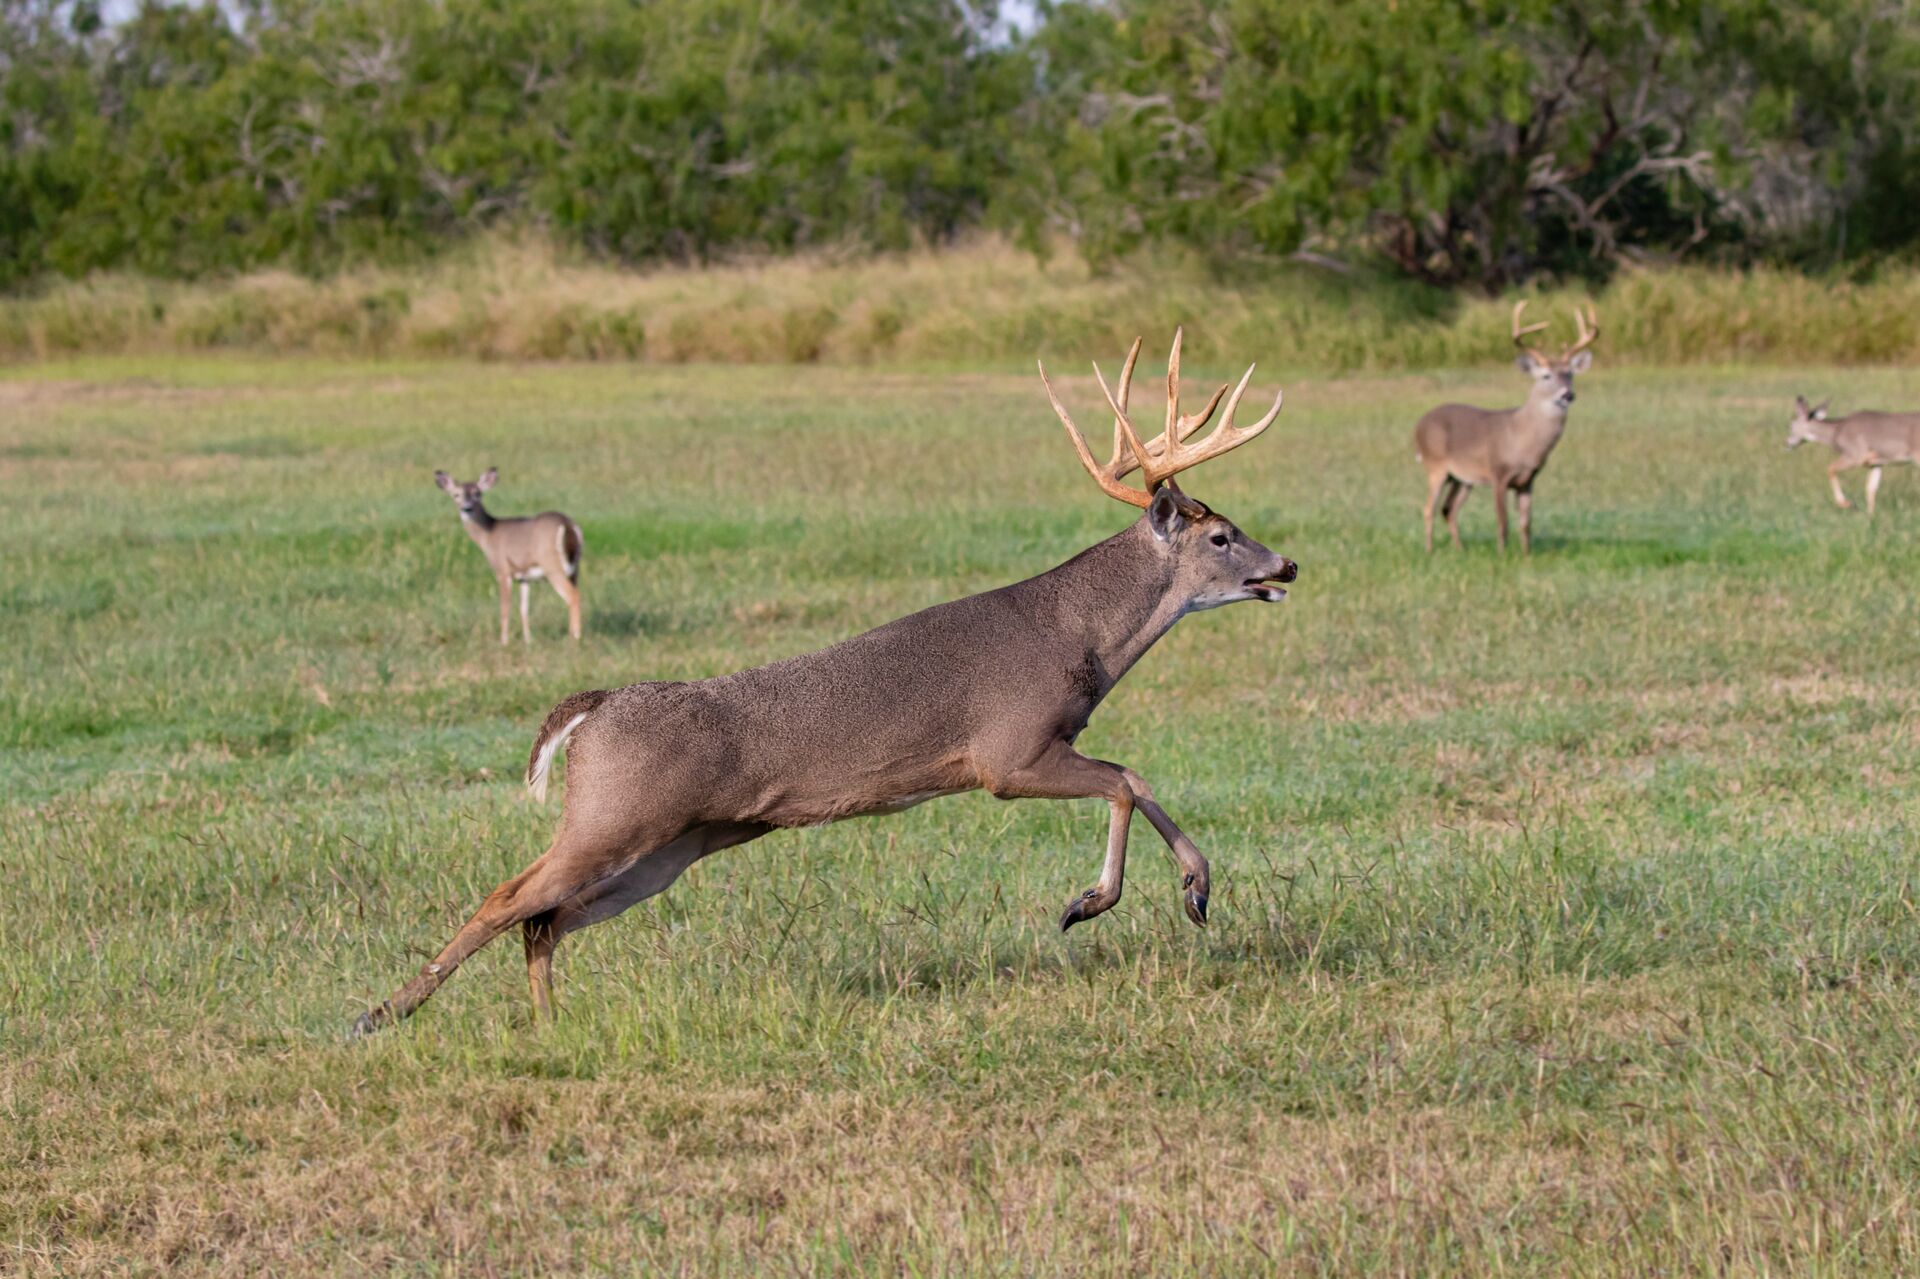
[7,351,1920,1273]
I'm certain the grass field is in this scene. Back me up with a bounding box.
[7,350,1920,1274]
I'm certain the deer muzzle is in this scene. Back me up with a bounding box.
[1247,557,1297,602]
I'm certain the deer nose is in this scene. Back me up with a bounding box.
[1276,558,1297,583]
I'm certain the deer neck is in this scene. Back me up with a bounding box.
[1029,522,1189,697]
[1511,386,1569,443]
[459,503,497,541]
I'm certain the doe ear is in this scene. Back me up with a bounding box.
[1794,394,1810,414]
[1813,399,1830,420]
[1147,485,1188,542]
[1567,350,1593,374]
[477,467,499,490]
[434,469,457,494]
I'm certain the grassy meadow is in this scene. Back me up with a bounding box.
[6,348,1920,1273]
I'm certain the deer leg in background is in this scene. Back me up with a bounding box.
[1443,482,1471,549]
[497,575,514,645]
[1868,465,1884,517]
[1516,486,1534,555]
[521,820,772,1019]
[984,742,1136,930]
[554,573,583,641]
[1829,460,1856,510]
[519,581,532,643]
[1117,767,1211,926]
[1423,471,1451,553]
[1492,481,1510,552]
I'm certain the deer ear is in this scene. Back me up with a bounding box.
[434,470,457,494]
[1568,350,1593,374]
[477,467,498,490]
[1147,486,1188,542]
[1813,400,1830,420]
[1794,395,1810,414]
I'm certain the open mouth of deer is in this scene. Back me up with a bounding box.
[1246,558,1297,602]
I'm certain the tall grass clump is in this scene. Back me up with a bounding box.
[9,236,1920,370]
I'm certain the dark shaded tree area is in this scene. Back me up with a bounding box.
[4,0,1920,291]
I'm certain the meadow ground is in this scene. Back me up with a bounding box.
[5,352,1920,1274]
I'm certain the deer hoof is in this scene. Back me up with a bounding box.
[349,1004,390,1039]
[1059,888,1101,932]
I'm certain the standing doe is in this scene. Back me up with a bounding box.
[434,468,584,643]
[356,331,1298,1034]
[1785,396,1920,517]
[1416,302,1600,554]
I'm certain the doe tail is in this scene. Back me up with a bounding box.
[526,688,609,802]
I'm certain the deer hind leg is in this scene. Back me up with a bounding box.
[552,570,583,642]
[1829,460,1856,510]
[1867,465,1884,517]
[1118,767,1210,927]
[353,818,696,1036]
[521,821,770,1019]
[1422,469,1451,553]
[1443,481,1472,549]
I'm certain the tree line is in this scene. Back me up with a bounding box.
[3,0,1917,292]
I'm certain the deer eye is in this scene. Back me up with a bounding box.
[1209,532,1230,548]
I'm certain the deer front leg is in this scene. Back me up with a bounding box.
[497,574,514,645]
[1867,465,1884,517]
[1829,460,1855,510]
[983,742,1135,930]
[1515,486,1533,555]
[519,581,532,643]
[1492,480,1510,552]
[1119,767,1210,926]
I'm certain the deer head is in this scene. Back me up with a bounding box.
[1787,395,1833,448]
[1511,301,1600,410]
[434,466,498,516]
[1038,329,1296,609]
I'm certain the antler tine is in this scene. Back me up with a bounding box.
[1109,336,1142,465]
[1162,362,1282,475]
[1563,302,1600,358]
[1092,360,1159,481]
[1038,358,1152,508]
[1511,299,1551,362]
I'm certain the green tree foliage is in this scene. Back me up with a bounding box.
[1026,0,1920,287]
[5,0,1920,289]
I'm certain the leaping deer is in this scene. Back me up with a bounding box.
[1416,302,1600,554]
[434,468,584,644]
[356,330,1297,1034]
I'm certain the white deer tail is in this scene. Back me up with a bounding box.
[524,689,610,802]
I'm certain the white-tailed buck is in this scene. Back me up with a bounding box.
[356,331,1297,1034]
[1416,302,1600,553]
[434,468,584,643]
[1786,396,1920,517]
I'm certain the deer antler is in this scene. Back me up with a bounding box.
[1511,300,1551,364]
[1562,303,1600,360]
[1039,328,1282,509]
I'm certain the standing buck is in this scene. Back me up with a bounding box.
[356,331,1297,1034]
[435,468,584,643]
[1785,395,1920,517]
[1416,302,1599,554]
